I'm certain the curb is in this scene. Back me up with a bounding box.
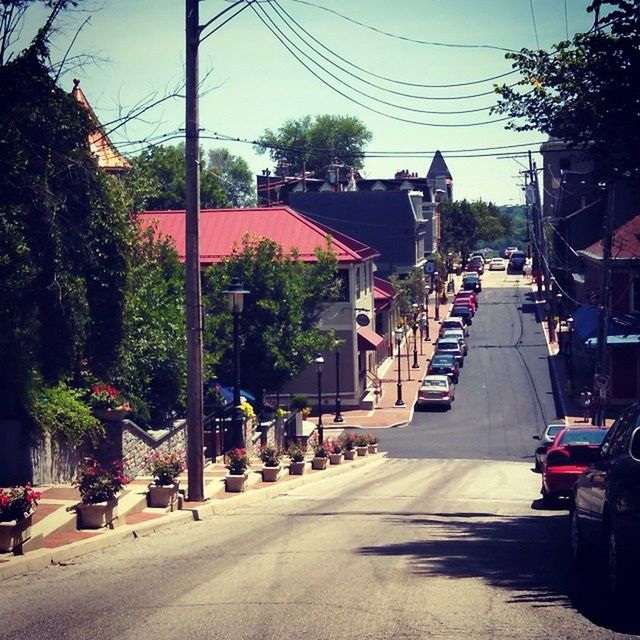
[0,453,386,580]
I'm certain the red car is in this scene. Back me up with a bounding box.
[541,427,610,507]
[455,290,478,308]
[453,296,476,315]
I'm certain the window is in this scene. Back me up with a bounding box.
[356,267,361,298]
[333,270,349,302]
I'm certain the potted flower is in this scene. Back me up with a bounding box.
[311,439,329,470]
[366,433,379,454]
[274,406,287,420]
[287,442,307,475]
[146,450,185,508]
[327,438,344,465]
[225,447,250,492]
[260,445,282,482]
[355,434,369,456]
[0,484,41,553]
[341,433,357,461]
[74,456,129,529]
[88,383,131,422]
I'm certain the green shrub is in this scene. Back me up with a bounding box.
[290,395,309,411]
[29,383,105,447]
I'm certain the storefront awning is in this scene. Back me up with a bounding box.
[357,326,385,351]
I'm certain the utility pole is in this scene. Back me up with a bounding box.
[593,184,614,426]
[185,0,204,502]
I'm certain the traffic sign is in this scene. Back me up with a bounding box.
[425,261,435,274]
[594,374,610,391]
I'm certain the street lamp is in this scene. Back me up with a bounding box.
[556,292,563,354]
[314,354,324,444]
[434,271,440,321]
[566,316,574,394]
[223,278,249,448]
[394,326,405,407]
[333,347,343,423]
[424,292,430,341]
[412,322,420,368]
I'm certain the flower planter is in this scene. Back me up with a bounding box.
[76,499,118,529]
[147,483,180,509]
[289,461,306,475]
[92,407,129,422]
[225,472,249,493]
[312,456,328,470]
[356,446,368,457]
[344,449,357,461]
[0,513,33,553]
[329,453,343,465]
[367,444,378,454]
[261,465,281,483]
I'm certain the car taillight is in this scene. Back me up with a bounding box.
[440,391,449,398]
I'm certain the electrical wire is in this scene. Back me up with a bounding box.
[271,0,519,101]
[254,2,506,116]
[248,2,513,128]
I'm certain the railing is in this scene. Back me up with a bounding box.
[366,369,382,402]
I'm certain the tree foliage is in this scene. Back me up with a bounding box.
[493,0,640,181]
[127,143,227,211]
[254,114,373,176]
[202,236,339,400]
[0,42,130,417]
[207,148,255,207]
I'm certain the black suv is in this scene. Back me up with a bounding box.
[508,251,526,272]
[571,402,640,596]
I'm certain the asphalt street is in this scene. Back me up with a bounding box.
[377,274,560,461]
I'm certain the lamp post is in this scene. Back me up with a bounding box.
[412,322,419,368]
[434,271,440,321]
[556,292,563,354]
[315,354,324,444]
[333,347,343,423]
[424,292,430,341]
[394,326,405,407]
[223,278,249,449]
[567,316,574,395]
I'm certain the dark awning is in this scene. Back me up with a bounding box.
[357,326,385,351]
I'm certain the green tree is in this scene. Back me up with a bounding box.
[255,114,373,176]
[440,200,478,259]
[0,41,130,417]
[119,225,186,427]
[493,0,640,181]
[471,200,512,244]
[202,236,338,402]
[207,148,255,207]
[127,143,229,211]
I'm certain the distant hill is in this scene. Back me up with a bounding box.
[475,205,527,253]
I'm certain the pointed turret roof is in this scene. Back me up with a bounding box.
[426,150,452,180]
[71,79,131,174]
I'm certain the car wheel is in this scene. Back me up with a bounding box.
[541,486,555,508]
[533,457,541,473]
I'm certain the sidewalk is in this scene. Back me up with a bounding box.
[0,452,386,579]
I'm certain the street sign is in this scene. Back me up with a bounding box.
[594,374,610,391]
[355,313,370,327]
[425,261,435,274]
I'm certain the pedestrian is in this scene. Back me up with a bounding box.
[577,387,592,423]
[523,261,532,282]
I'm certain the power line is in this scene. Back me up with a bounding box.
[249,2,513,128]
[271,0,519,101]
[529,0,541,49]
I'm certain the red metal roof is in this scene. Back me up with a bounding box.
[136,207,375,265]
[373,276,396,312]
[581,213,640,261]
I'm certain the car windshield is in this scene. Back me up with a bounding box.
[442,331,463,339]
[437,342,459,350]
[423,379,447,388]
[558,429,608,446]
[451,307,469,314]
[431,355,454,365]
[546,425,564,438]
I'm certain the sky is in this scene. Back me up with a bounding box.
[18,0,597,205]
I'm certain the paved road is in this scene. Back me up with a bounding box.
[377,273,560,461]
[2,459,637,639]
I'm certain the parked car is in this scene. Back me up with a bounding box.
[439,316,468,337]
[571,402,640,595]
[467,258,485,275]
[452,295,475,316]
[541,427,610,507]
[455,290,478,308]
[441,329,468,356]
[504,246,518,258]
[488,257,507,271]
[427,354,459,383]
[417,375,456,410]
[462,273,482,293]
[450,305,473,326]
[532,423,566,472]
[508,251,527,272]
[434,339,464,367]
